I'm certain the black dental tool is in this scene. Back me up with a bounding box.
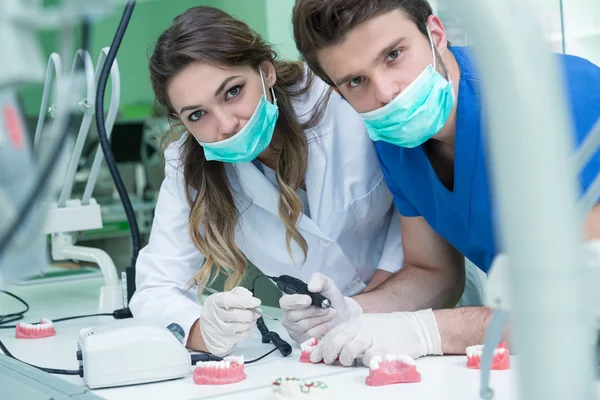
[269,275,332,309]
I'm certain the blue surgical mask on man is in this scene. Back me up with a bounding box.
[198,69,279,163]
[358,29,455,148]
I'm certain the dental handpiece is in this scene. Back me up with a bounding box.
[271,275,332,309]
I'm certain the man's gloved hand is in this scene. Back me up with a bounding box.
[199,287,261,356]
[279,273,362,344]
[310,309,442,366]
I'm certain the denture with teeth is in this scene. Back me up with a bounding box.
[15,318,56,339]
[466,342,510,370]
[365,354,421,386]
[299,337,319,363]
[193,355,246,385]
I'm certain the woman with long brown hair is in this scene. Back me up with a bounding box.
[129,6,404,356]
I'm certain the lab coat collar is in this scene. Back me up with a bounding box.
[233,162,325,238]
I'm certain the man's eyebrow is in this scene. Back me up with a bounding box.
[334,37,406,87]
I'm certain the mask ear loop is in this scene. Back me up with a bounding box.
[427,27,450,81]
[259,68,278,107]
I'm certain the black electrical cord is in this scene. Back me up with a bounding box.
[0,339,80,376]
[251,275,292,358]
[0,313,118,330]
[251,274,275,294]
[244,345,287,365]
[189,344,288,366]
[94,0,141,272]
[0,290,29,326]
[0,290,131,329]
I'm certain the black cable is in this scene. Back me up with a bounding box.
[0,309,131,329]
[267,331,292,356]
[94,0,140,272]
[251,276,292,358]
[244,345,287,365]
[0,290,131,329]
[190,353,224,365]
[0,338,80,376]
[190,344,288,366]
[251,275,275,294]
[0,290,29,326]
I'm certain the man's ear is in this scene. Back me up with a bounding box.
[427,14,449,55]
[260,61,277,88]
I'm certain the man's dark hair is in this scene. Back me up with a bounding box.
[292,0,434,86]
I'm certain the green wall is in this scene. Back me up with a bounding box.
[20,0,298,117]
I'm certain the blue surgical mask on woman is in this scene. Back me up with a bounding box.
[198,69,279,163]
[358,29,455,148]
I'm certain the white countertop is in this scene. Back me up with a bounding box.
[0,277,594,400]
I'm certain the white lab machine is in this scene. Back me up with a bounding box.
[78,320,192,389]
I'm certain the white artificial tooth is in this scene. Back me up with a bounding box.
[225,361,231,369]
[370,359,380,370]
[41,318,52,325]
[370,355,381,370]
[498,348,506,355]
[385,354,395,361]
[399,355,415,365]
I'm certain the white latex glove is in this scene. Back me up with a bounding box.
[310,309,442,366]
[199,287,261,356]
[279,273,362,344]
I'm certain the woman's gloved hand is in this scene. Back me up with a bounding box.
[279,273,362,344]
[199,286,261,356]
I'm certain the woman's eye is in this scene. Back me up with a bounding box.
[348,77,364,88]
[226,85,242,99]
[387,49,400,61]
[189,110,204,122]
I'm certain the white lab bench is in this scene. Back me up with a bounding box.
[0,277,594,400]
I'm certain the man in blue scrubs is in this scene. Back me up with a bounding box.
[287,0,600,365]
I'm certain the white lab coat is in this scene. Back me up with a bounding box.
[129,74,403,339]
[129,73,485,339]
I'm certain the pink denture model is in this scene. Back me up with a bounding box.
[15,319,56,339]
[466,342,510,370]
[193,356,246,385]
[300,338,319,363]
[365,354,421,386]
